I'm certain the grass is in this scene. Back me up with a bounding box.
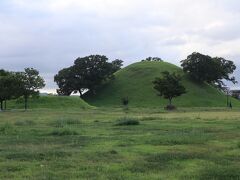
[115,117,140,126]
[84,61,240,107]
[7,95,91,109]
[0,107,240,179]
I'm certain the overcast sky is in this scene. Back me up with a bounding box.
[1,0,240,92]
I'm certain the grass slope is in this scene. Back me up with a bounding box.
[84,61,240,107]
[8,96,91,109]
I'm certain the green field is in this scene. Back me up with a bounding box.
[84,61,240,107]
[1,107,240,179]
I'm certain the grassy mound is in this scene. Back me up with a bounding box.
[8,96,91,109]
[84,61,239,107]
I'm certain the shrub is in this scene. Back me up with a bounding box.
[164,105,176,110]
[115,117,140,126]
[50,128,78,136]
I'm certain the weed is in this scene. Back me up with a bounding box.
[115,117,140,126]
[50,128,78,136]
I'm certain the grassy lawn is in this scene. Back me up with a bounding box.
[0,108,240,179]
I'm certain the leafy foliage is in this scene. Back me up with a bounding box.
[153,71,186,106]
[0,70,23,110]
[18,68,45,110]
[181,52,236,88]
[141,57,162,62]
[54,67,76,96]
[54,55,123,96]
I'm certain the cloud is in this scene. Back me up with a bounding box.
[0,0,240,92]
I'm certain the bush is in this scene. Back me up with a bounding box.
[165,105,176,110]
[50,128,78,136]
[115,117,140,126]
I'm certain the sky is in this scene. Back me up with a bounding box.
[1,0,240,92]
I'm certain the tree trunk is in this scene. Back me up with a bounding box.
[169,98,172,106]
[4,100,6,110]
[0,101,3,111]
[79,90,83,97]
[24,96,28,110]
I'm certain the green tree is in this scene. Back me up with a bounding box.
[153,71,186,107]
[54,66,76,96]
[55,55,123,97]
[18,68,45,110]
[141,57,162,62]
[73,55,122,95]
[0,70,22,110]
[181,52,236,88]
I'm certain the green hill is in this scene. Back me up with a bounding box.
[84,61,239,107]
[8,96,91,109]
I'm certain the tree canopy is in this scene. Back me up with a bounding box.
[181,52,236,88]
[141,57,163,62]
[18,68,45,110]
[0,68,45,110]
[55,55,123,96]
[153,71,186,107]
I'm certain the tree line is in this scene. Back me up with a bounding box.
[0,68,45,110]
[0,52,237,110]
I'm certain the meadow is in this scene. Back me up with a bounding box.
[0,107,240,179]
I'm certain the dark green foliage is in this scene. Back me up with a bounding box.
[121,97,129,106]
[115,117,140,126]
[181,52,236,88]
[54,67,76,96]
[17,68,45,110]
[153,71,186,106]
[141,57,162,62]
[0,70,22,110]
[50,128,78,136]
[54,55,123,96]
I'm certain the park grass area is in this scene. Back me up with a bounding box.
[7,96,91,110]
[0,107,240,179]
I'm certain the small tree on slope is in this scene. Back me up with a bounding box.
[18,68,45,110]
[153,71,186,109]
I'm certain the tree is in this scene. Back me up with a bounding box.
[0,70,22,111]
[73,55,122,95]
[18,68,45,110]
[55,55,123,97]
[142,57,163,62]
[54,66,76,96]
[181,52,236,88]
[111,59,123,73]
[0,70,11,110]
[153,71,186,108]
